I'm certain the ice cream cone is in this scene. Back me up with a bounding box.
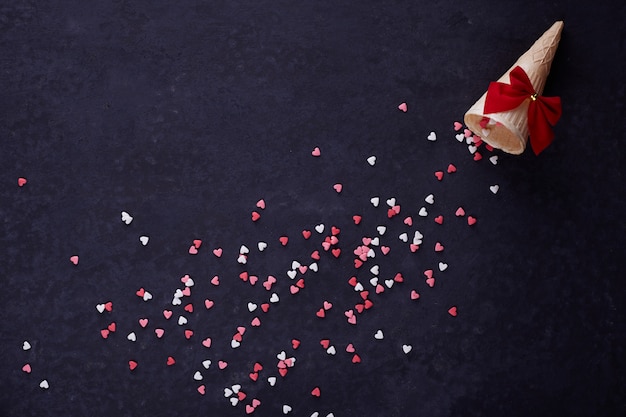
[464,21,564,154]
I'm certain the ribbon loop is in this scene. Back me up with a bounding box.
[484,66,562,155]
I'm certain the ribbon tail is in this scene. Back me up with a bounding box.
[528,102,555,155]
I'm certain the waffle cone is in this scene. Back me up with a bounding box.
[464,21,564,154]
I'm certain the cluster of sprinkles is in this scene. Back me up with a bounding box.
[16,102,501,415]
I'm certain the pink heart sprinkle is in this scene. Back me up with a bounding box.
[455,207,465,217]
[212,248,223,257]
[202,338,212,348]
[251,317,261,327]
[447,164,457,173]
[464,128,472,138]
[182,287,191,296]
[434,171,444,181]
[410,290,420,300]
[398,102,408,112]
[381,246,390,255]
[139,318,148,328]
[197,385,205,395]
[256,199,265,209]
[18,177,27,187]
[218,360,228,370]
[70,256,79,265]
[22,363,32,373]
[346,343,355,353]
[245,405,254,414]
[403,216,413,226]
[252,398,261,407]
[311,147,321,157]
[249,275,258,285]
[453,121,463,131]
[423,269,433,278]
[211,276,220,286]
[426,277,435,287]
[155,328,164,338]
[435,242,444,252]
[333,183,343,193]
[323,301,332,310]
[204,299,214,309]
[467,216,477,226]
[410,244,419,252]
[188,245,198,255]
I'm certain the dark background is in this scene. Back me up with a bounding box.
[1,1,624,416]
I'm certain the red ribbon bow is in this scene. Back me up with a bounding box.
[484,66,562,155]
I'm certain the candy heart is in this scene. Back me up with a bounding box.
[351,354,361,363]
[298,265,308,274]
[142,291,152,301]
[256,199,266,209]
[184,303,194,313]
[490,185,500,194]
[22,363,31,373]
[434,171,444,181]
[121,211,133,224]
[139,318,148,328]
[366,156,376,166]
[489,155,498,165]
[204,299,214,309]
[248,302,258,312]
[96,304,105,313]
[435,242,444,252]
[287,270,297,279]
[211,276,220,285]
[232,384,241,393]
[193,239,202,249]
[326,346,336,355]
[202,338,212,348]
[251,210,261,221]
[434,215,444,224]
[155,328,165,338]
[301,229,312,240]
[427,131,437,141]
[249,371,258,381]
[398,102,408,112]
[369,277,379,287]
[279,236,289,246]
[374,330,384,340]
[251,317,261,327]
[410,290,420,300]
[455,207,465,216]
[425,194,435,204]
[268,376,277,386]
[398,233,408,242]
[167,356,175,366]
[218,361,228,369]
[426,277,435,287]
[107,322,116,332]
[384,279,394,288]
[473,151,482,161]
[283,405,293,414]
[370,197,380,207]
[18,177,27,187]
[468,145,478,154]
[127,332,137,342]
[197,385,205,395]
[447,164,457,173]
[311,387,321,397]
[402,344,413,354]
[311,147,321,157]
[139,236,149,246]
[370,264,380,275]
[438,262,448,271]
[202,360,211,369]
[376,284,385,294]
[178,316,187,326]
[129,360,138,371]
[237,254,247,264]
[467,216,477,226]
[386,198,396,207]
[455,133,465,142]
[309,262,318,272]
[418,207,428,217]
[213,248,223,257]
[376,225,386,235]
[70,255,79,265]
[331,248,341,258]
[238,245,249,254]
[448,306,458,317]
[270,293,280,303]
[453,121,463,131]
[403,216,413,226]
[231,340,241,348]
[354,283,364,292]
[333,183,343,193]
[371,237,380,246]
[39,380,49,389]
[410,244,420,252]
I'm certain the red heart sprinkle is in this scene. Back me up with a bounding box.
[410,244,420,252]
[104,302,113,312]
[193,239,202,249]
[447,164,457,173]
[360,290,369,300]
[135,288,145,297]
[354,259,363,268]
[279,236,289,246]
[129,360,138,371]
[254,362,263,372]
[316,309,325,318]
[311,250,321,260]
[467,216,477,226]
[233,333,243,342]
[311,387,321,397]
[18,177,27,187]
[296,278,305,288]
[167,356,175,366]
[394,273,404,282]
[426,277,435,287]
[352,354,361,363]
[302,230,312,239]
[448,306,458,317]
[320,339,330,349]
[331,226,340,236]
[251,211,261,222]
[434,215,444,224]
[108,322,116,332]
[435,171,444,181]
[353,215,362,224]
[185,330,194,339]
[100,329,109,339]
[292,339,301,349]
[239,271,249,281]
[364,300,374,309]
[355,303,365,313]
[332,248,341,258]
[249,372,258,381]
[348,276,358,287]
[279,368,288,377]
[184,303,193,313]
[473,152,482,161]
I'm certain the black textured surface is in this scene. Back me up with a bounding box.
[1,1,625,416]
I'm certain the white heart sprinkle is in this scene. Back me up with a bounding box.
[193,371,203,381]
[386,197,396,207]
[127,332,136,342]
[311,413,320,417]
[258,241,268,251]
[425,194,435,204]
[184,278,194,287]
[172,297,181,306]
[370,197,380,207]
[283,405,292,414]
[230,397,238,407]
[202,360,211,369]
[174,289,183,298]
[232,384,241,393]
[427,131,437,141]
[270,293,280,303]
[239,245,249,254]
[178,316,188,326]
[96,304,105,313]
[438,262,448,271]
[466,136,474,145]
[268,376,277,386]
[490,155,498,165]
[142,291,152,301]
[377,226,386,235]
[399,233,408,242]
[139,236,149,245]
[315,224,325,233]
[418,207,428,217]
[291,260,301,270]
[385,279,394,288]
[326,346,336,355]
[455,133,464,142]
[22,341,31,351]
[309,262,318,272]
[327,414,335,417]
[490,185,500,194]
[287,270,297,279]
[367,156,376,166]
[248,302,258,312]
[367,248,376,258]
[468,145,477,154]
[276,351,287,360]
[121,211,133,224]
[39,380,49,389]
[370,265,380,275]
[369,277,379,287]
[370,237,380,246]
[231,339,241,348]
[402,344,413,354]
[354,283,364,291]
[374,330,384,340]
[237,254,247,264]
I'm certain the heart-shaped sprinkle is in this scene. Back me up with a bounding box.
[468,145,477,154]
[453,121,463,131]
[283,404,293,414]
[96,304,105,313]
[139,318,148,328]
[424,194,435,204]
[139,236,149,246]
[311,387,321,397]
[370,197,380,207]
[121,211,133,225]
[211,276,220,286]
[143,291,152,301]
[127,332,137,342]
[197,385,205,395]
[434,215,443,224]
[426,277,435,287]
[352,354,361,363]
[438,262,448,271]
[155,328,164,338]
[402,344,412,354]
[434,171,444,181]
[434,242,444,252]
[398,102,408,112]
[489,155,498,165]
[346,343,356,353]
[251,317,261,326]
[447,163,457,173]
[398,233,408,242]
[129,360,138,371]
[39,380,49,389]
[257,241,268,251]
[184,330,194,339]
[70,255,79,265]
[377,225,386,235]
[232,340,241,348]
[202,360,211,369]
[473,151,482,161]
[455,133,465,142]
[366,156,376,166]
[455,207,466,217]
[202,338,212,348]
[256,199,266,209]
[279,236,289,246]
[251,211,261,222]
[270,293,280,303]
[427,131,437,141]
[213,248,223,257]
[167,356,175,366]
[333,183,343,193]
[326,346,336,355]
[268,376,277,386]
[467,216,477,226]
[311,147,321,157]
[490,185,500,194]
[18,177,27,187]
[22,363,31,373]
[448,306,458,317]
[418,207,428,217]
[177,316,188,326]
[218,361,228,369]
[374,330,384,340]
[403,216,413,226]
[410,290,420,300]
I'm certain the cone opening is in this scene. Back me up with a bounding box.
[464,112,526,155]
